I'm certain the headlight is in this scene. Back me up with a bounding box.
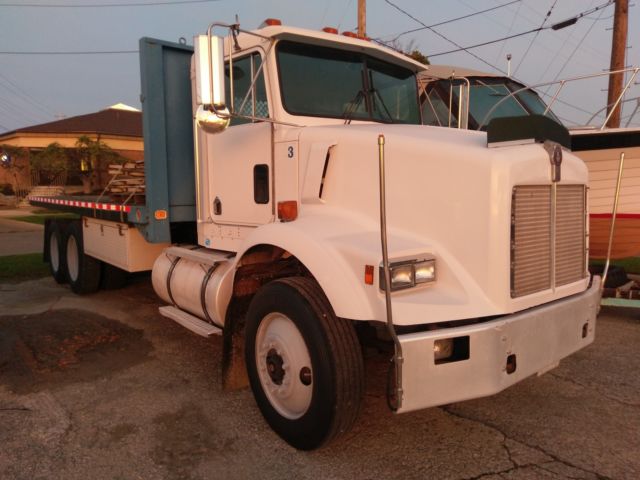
[380,257,436,291]
[415,259,436,284]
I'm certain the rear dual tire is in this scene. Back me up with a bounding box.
[64,222,101,295]
[47,222,67,284]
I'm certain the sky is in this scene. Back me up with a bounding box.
[1,0,639,133]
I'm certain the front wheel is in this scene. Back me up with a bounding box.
[245,277,364,450]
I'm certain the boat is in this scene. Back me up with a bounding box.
[417,66,640,259]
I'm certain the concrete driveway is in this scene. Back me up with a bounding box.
[0,209,43,256]
[0,276,638,480]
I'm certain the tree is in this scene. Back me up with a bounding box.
[75,135,124,194]
[407,49,430,65]
[31,142,69,186]
[388,38,430,65]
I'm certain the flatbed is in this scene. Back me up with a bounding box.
[30,195,134,222]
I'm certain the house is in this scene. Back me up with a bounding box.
[0,104,142,196]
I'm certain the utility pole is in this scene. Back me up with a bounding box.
[358,0,366,37]
[606,0,629,128]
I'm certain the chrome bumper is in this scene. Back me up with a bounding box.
[397,276,601,413]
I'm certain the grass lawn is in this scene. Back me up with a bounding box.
[8,212,78,225]
[590,257,640,275]
[0,253,50,283]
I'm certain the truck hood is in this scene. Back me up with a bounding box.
[288,123,589,322]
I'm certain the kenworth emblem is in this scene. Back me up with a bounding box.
[544,140,563,182]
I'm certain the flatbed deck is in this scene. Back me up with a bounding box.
[30,195,136,223]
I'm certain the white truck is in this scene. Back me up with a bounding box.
[32,19,601,450]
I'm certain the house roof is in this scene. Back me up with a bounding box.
[3,106,142,139]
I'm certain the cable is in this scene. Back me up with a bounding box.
[428,28,543,58]
[535,0,598,83]
[382,0,509,74]
[493,0,523,64]
[0,0,220,7]
[0,50,138,55]
[0,72,56,116]
[543,4,607,93]
[382,0,611,125]
[512,0,558,76]
[427,0,614,58]
[380,0,522,44]
[336,0,354,31]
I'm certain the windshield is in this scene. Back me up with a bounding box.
[423,77,560,129]
[276,41,420,124]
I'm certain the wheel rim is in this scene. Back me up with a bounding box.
[255,312,313,420]
[50,231,59,272]
[66,235,79,282]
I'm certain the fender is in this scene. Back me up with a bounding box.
[236,213,378,320]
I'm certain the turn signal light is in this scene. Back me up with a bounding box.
[364,265,374,285]
[277,201,298,222]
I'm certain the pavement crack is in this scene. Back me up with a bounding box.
[0,407,31,412]
[442,406,612,480]
[46,296,64,313]
[548,372,640,408]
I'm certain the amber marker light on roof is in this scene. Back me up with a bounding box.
[364,265,374,285]
[322,27,339,34]
[261,18,282,27]
[277,201,298,222]
[342,31,358,38]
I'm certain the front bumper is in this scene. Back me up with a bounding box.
[397,276,601,413]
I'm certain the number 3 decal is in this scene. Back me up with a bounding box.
[287,146,294,158]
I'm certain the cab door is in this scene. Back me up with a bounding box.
[207,52,273,226]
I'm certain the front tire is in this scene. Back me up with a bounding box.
[64,221,101,294]
[245,277,364,450]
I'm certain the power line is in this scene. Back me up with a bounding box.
[512,0,559,76]
[380,0,522,44]
[381,0,611,124]
[0,50,138,55]
[382,0,509,74]
[542,3,608,96]
[0,72,56,116]
[428,28,542,58]
[0,0,220,7]
[428,0,614,58]
[493,0,523,64]
[535,0,598,83]
[0,97,46,125]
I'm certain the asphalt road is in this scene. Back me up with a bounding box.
[1,276,638,480]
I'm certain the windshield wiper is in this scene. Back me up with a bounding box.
[343,89,365,124]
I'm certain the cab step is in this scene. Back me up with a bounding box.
[158,305,222,337]
[164,245,234,266]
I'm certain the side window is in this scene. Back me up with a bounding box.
[225,53,269,126]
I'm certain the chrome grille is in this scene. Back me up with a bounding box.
[511,185,586,298]
[555,185,587,286]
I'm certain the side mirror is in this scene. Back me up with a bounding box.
[194,34,230,133]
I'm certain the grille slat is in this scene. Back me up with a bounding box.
[511,185,586,298]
